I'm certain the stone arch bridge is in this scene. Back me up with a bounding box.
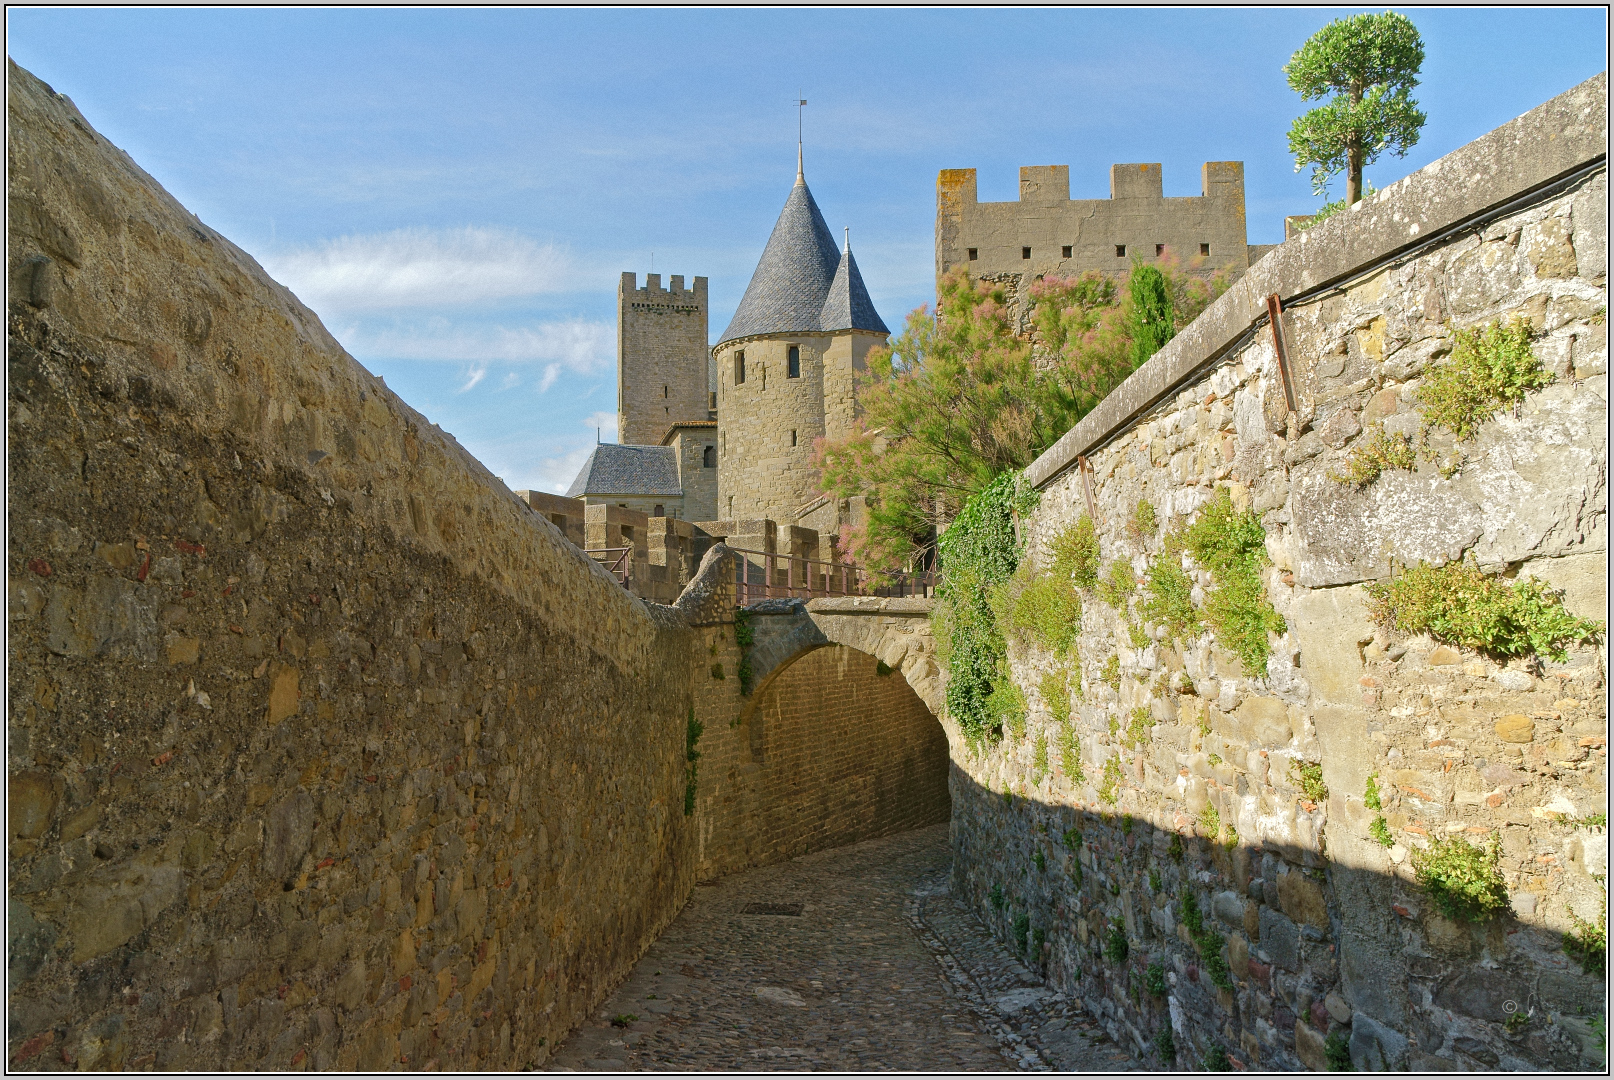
[740,595,944,719]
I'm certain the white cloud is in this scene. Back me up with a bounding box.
[264,226,575,312]
[457,365,488,393]
[338,316,614,373]
[500,371,521,390]
[537,364,561,393]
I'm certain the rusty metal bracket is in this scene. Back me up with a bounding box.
[1266,293,1299,416]
[1077,455,1098,522]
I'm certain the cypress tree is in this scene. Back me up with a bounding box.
[1128,264,1175,367]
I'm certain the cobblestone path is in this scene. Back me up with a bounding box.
[549,825,1142,1072]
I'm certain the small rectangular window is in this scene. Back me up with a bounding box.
[967,247,978,260]
[663,385,668,398]
[653,504,664,518]
[709,391,716,410]
[1155,243,1165,257]
[703,445,716,468]
[1061,245,1072,258]
[790,430,797,447]
[1200,243,1211,256]
[734,350,745,385]
[1115,244,1126,257]
[1021,247,1031,260]
[787,345,800,378]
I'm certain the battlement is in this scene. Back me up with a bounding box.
[620,271,708,305]
[936,159,1254,287]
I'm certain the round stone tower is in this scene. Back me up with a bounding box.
[714,153,889,524]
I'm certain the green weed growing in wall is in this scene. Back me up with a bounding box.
[1122,814,1135,835]
[990,883,1006,912]
[1198,804,1221,838]
[936,472,1036,741]
[1033,849,1047,873]
[1099,755,1123,805]
[1180,490,1286,675]
[1058,722,1083,784]
[1364,772,1383,811]
[710,662,725,681]
[1097,559,1137,610]
[1063,828,1083,851]
[1100,653,1121,690]
[1325,1030,1354,1071]
[1366,559,1603,661]
[1418,317,1551,442]
[732,608,754,647]
[1153,1026,1176,1062]
[683,707,704,817]
[1202,1044,1233,1072]
[1032,734,1049,785]
[1329,426,1416,488]
[1179,889,1204,935]
[1106,924,1129,962]
[1142,554,1199,644]
[1130,498,1158,541]
[1412,832,1511,923]
[1369,816,1394,847]
[1145,961,1168,997]
[1150,868,1163,893]
[1291,760,1328,803]
[1013,912,1032,954]
[1040,669,1071,727]
[1168,833,1185,861]
[1124,706,1153,750]
[990,665,1029,739]
[1052,515,1101,590]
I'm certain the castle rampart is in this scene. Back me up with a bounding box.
[937,161,1257,288]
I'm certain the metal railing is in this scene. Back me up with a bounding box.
[728,546,936,606]
[585,547,632,588]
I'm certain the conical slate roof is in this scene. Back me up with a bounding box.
[716,172,844,347]
[819,240,889,335]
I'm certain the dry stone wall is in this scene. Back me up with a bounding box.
[949,74,1607,1072]
[4,61,950,1073]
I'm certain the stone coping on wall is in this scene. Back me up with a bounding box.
[806,596,935,616]
[1026,70,1608,491]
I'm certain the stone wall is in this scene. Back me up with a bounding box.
[688,639,951,882]
[936,160,1256,328]
[616,272,709,446]
[5,59,955,1071]
[949,73,1607,1071]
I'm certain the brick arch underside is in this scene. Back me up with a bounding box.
[737,644,950,866]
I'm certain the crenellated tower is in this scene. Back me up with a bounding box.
[617,272,710,446]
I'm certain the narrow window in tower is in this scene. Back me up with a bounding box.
[787,346,800,379]
[1062,245,1073,258]
[735,351,745,385]
[1115,244,1126,257]
[967,247,978,260]
[761,367,766,391]
[728,496,734,516]
[663,385,668,398]
[703,445,716,468]
[653,504,664,518]
[1155,244,1165,257]
[709,391,716,411]
[790,430,797,447]
[1200,243,1211,256]
[1021,247,1031,260]
[721,431,726,456]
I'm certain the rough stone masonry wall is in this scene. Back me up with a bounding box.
[949,74,1607,1071]
[687,625,951,882]
[6,62,704,1071]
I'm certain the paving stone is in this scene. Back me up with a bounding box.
[548,824,1141,1072]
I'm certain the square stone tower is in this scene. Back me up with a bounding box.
[618,272,710,446]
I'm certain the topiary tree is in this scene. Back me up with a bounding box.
[1284,12,1426,208]
[1127,263,1175,367]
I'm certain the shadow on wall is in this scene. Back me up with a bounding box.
[943,765,1607,1072]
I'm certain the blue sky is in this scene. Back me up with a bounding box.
[8,8,1606,493]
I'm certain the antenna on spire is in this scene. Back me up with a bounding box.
[795,97,807,183]
[843,226,850,252]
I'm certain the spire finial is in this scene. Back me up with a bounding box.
[843,226,850,252]
[795,97,807,185]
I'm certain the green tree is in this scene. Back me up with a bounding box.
[1127,264,1176,366]
[1284,12,1426,207]
[817,259,1225,571]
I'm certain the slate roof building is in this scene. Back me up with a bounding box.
[576,146,889,538]
[710,149,890,531]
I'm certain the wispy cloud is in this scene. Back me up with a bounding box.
[584,411,618,441]
[264,227,576,312]
[337,316,614,374]
[457,365,488,393]
[538,364,561,393]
